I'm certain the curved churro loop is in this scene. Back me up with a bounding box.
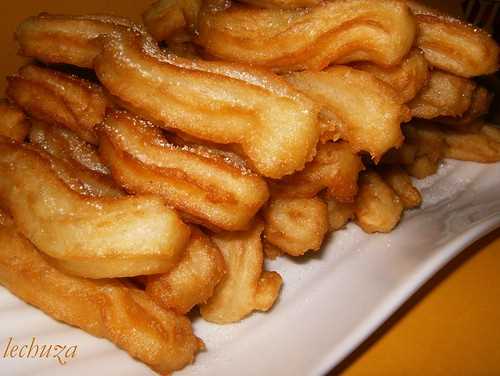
[98,111,270,231]
[285,66,409,162]
[0,141,190,278]
[196,0,416,71]
[406,1,499,77]
[16,14,320,178]
[143,0,202,42]
[0,221,202,374]
[353,49,430,104]
[7,64,109,144]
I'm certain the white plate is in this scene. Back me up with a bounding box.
[1,159,499,375]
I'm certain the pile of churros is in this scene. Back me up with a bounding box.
[0,0,499,373]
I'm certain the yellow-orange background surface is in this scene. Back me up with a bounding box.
[1,1,499,375]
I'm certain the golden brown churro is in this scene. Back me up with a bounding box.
[143,0,202,42]
[355,170,403,233]
[196,0,416,71]
[263,196,329,256]
[29,120,110,176]
[0,218,202,374]
[285,66,410,161]
[239,0,321,8]
[407,1,499,77]
[379,166,422,209]
[7,64,109,144]
[0,100,30,141]
[200,221,282,323]
[16,14,320,178]
[0,2,498,373]
[442,123,500,163]
[324,196,355,231]
[98,111,270,231]
[408,70,476,119]
[271,142,364,203]
[353,49,430,104]
[146,228,226,315]
[0,141,190,278]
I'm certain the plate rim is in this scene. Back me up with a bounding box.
[312,216,500,375]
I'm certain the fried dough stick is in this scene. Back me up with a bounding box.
[408,70,476,119]
[406,1,499,77]
[196,0,416,71]
[353,49,430,104]
[239,0,321,8]
[28,119,124,198]
[403,121,446,178]
[285,66,409,161]
[16,14,320,178]
[0,100,30,141]
[0,141,190,278]
[379,166,422,209]
[98,111,269,231]
[7,64,109,144]
[200,221,282,324]
[0,215,202,374]
[443,123,500,163]
[324,196,355,231]
[143,0,202,42]
[271,142,363,203]
[29,120,111,176]
[146,228,226,315]
[33,117,228,312]
[438,87,493,128]
[33,140,124,198]
[29,123,228,315]
[405,121,500,164]
[263,197,329,256]
[355,170,403,233]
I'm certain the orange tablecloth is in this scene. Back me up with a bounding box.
[2,2,499,375]
[335,228,500,376]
